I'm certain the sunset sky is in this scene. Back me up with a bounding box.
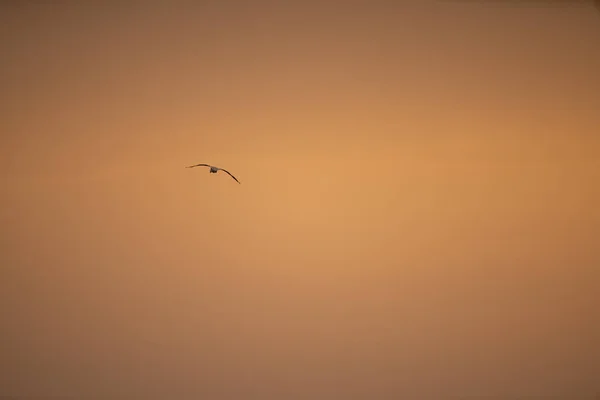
[1,1,599,399]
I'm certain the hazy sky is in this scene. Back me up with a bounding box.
[1,1,599,399]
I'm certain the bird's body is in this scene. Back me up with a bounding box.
[186,163,240,184]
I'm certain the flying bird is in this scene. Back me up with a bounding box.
[186,163,240,184]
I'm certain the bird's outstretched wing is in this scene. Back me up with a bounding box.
[186,163,211,168]
[220,168,241,184]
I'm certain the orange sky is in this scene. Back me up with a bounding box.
[1,1,599,399]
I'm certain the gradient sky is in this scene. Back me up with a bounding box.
[1,1,599,399]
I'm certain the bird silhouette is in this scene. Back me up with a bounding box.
[186,163,240,184]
